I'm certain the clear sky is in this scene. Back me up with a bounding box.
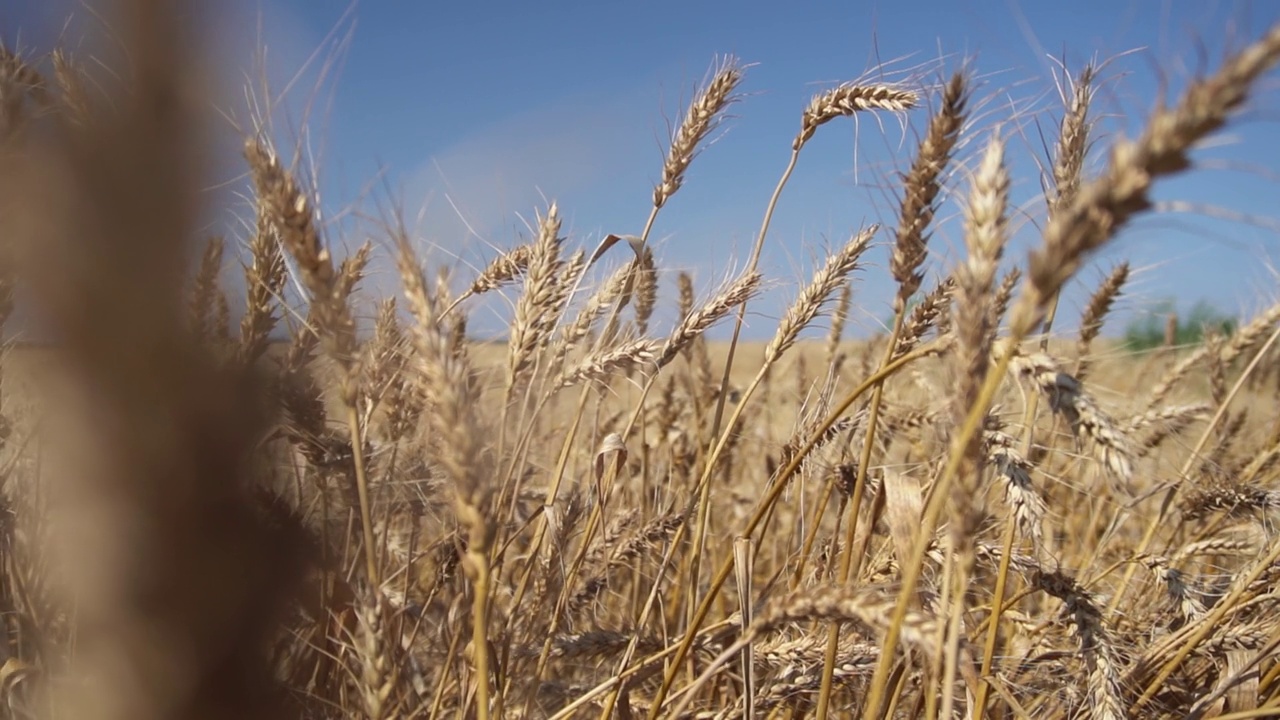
[9,1,1280,340]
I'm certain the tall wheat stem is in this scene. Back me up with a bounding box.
[345,407,379,586]
[645,339,944,719]
[861,345,1016,718]
[689,148,800,622]
[973,501,1019,715]
[815,311,906,719]
[789,476,839,589]
[515,203,662,718]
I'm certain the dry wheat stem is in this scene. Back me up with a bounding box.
[521,273,763,672]
[396,232,495,719]
[861,333,1016,718]
[953,133,1011,719]
[702,68,918,561]
[685,141,802,651]
[645,339,948,719]
[586,274,764,717]
[531,64,748,703]
[687,228,874,696]
[680,76,917,720]
[816,72,970,720]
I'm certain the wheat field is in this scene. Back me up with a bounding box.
[2,4,1280,720]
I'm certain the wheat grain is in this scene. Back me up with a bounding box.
[795,83,918,150]
[891,72,968,305]
[766,226,875,364]
[654,56,744,209]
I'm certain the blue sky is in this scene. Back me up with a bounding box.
[10,1,1280,340]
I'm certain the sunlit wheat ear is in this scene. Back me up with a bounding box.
[633,246,657,335]
[1076,262,1129,379]
[244,138,361,394]
[506,203,563,392]
[361,298,407,413]
[896,276,955,355]
[891,72,969,306]
[755,636,878,708]
[824,280,852,371]
[1048,65,1095,215]
[472,244,533,295]
[444,243,535,318]
[579,506,638,572]
[989,266,1019,330]
[51,49,90,124]
[778,413,862,480]
[1144,344,1211,412]
[1001,343,1134,492]
[1174,538,1258,565]
[396,234,484,494]
[567,511,684,617]
[950,134,1011,574]
[654,55,744,210]
[515,631,659,662]
[1219,298,1280,366]
[660,271,762,367]
[676,270,695,321]
[984,426,1046,549]
[0,45,48,137]
[237,197,288,366]
[795,82,918,150]
[552,261,631,368]
[954,136,1009,398]
[669,586,939,718]
[1138,554,1207,621]
[555,338,662,389]
[243,138,327,286]
[1034,569,1125,720]
[765,225,876,364]
[1181,483,1280,521]
[187,236,225,345]
[0,45,46,93]
[547,249,586,346]
[1011,26,1280,338]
